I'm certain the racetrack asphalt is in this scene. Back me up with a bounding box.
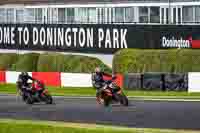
[0,95,200,130]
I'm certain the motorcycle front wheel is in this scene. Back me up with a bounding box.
[44,94,53,104]
[26,93,34,104]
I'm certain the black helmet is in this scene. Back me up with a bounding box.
[21,72,28,76]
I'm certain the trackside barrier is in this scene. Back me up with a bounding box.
[188,72,200,92]
[61,73,92,87]
[124,73,142,90]
[3,71,200,92]
[3,71,124,88]
[6,71,32,84]
[124,73,188,91]
[32,72,61,87]
[3,71,190,92]
[0,71,5,83]
[165,73,188,91]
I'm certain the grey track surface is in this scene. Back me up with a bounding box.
[0,95,200,130]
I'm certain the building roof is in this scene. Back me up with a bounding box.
[0,0,195,5]
[1,0,107,5]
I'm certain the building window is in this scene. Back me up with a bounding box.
[88,8,96,23]
[58,8,65,23]
[51,8,58,24]
[178,7,181,24]
[161,8,164,24]
[97,8,101,23]
[35,8,43,23]
[104,8,109,23]
[195,6,200,23]
[53,8,58,23]
[75,8,88,23]
[115,7,124,23]
[47,8,58,24]
[101,8,105,23]
[16,9,24,23]
[0,8,6,23]
[173,8,176,23]
[139,7,148,23]
[166,8,169,24]
[24,8,35,23]
[6,8,15,23]
[150,7,160,23]
[111,8,115,23]
[124,7,134,23]
[97,8,105,23]
[183,6,194,23]
[66,8,75,23]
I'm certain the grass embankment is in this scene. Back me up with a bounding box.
[113,49,200,73]
[1,84,200,99]
[0,53,111,73]
[0,119,198,133]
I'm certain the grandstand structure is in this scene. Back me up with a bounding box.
[0,0,199,25]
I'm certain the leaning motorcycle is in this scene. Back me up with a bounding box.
[97,79,129,107]
[17,80,53,105]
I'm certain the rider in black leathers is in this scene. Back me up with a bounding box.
[17,72,35,94]
[91,67,115,102]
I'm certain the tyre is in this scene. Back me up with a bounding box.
[45,94,53,104]
[119,94,129,106]
[26,94,34,104]
[104,96,111,107]
[22,93,27,101]
[19,91,26,101]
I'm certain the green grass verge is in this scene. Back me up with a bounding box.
[0,119,198,133]
[1,84,200,99]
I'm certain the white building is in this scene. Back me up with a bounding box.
[0,0,199,25]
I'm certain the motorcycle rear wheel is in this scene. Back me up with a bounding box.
[26,94,34,104]
[118,93,129,106]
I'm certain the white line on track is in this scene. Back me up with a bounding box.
[1,94,200,102]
